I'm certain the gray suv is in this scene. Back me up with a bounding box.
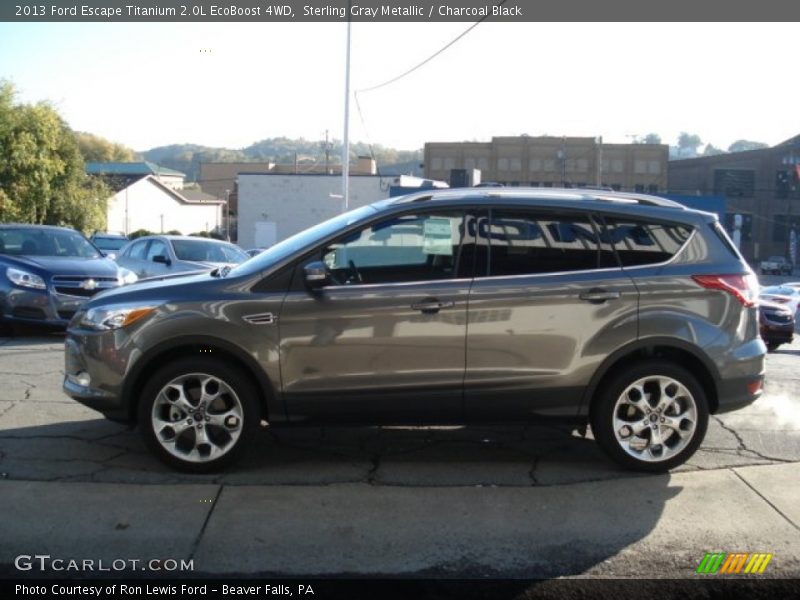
[63,189,766,473]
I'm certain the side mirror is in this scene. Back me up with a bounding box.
[304,261,328,288]
[153,255,171,266]
[106,252,117,260]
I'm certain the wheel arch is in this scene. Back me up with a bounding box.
[582,338,720,419]
[121,335,281,424]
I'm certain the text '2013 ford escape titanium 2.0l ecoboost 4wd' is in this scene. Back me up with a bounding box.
[63,189,765,473]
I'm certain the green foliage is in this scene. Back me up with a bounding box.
[189,230,224,240]
[641,133,662,144]
[703,144,726,156]
[677,132,703,152]
[128,228,154,239]
[0,80,107,233]
[166,229,182,235]
[75,131,139,162]
[728,139,769,153]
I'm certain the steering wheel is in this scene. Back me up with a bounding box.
[348,260,363,284]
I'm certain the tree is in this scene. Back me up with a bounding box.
[0,80,107,232]
[728,139,769,153]
[677,132,703,157]
[75,131,138,162]
[703,144,726,156]
[642,133,662,144]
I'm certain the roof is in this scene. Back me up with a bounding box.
[181,188,220,202]
[86,161,186,178]
[133,234,234,244]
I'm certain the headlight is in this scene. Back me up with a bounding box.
[6,267,46,290]
[79,305,156,331]
[118,268,138,285]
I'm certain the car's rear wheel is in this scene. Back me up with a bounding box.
[766,342,781,353]
[138,357,259,472]
[591,360,709,472]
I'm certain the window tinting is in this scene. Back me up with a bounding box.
[601,218,693,267]
[486,211,615,276]
[127,240,148,260]
[146,240,168,261]
[322,211,465,285]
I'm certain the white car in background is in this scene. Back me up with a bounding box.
[759,285,800,316]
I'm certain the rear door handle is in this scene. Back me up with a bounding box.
[579,289,621,304]
[411,299,455,314]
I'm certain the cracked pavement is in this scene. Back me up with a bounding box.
[1,329,800,577]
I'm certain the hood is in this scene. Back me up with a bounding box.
[2,255,121,278]
[87,271,219,305]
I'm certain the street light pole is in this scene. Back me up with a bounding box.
[224,189,230,242]
[341,4,351,213]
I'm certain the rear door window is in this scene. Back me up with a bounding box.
[600,217,693,267]
[485,210,616,276]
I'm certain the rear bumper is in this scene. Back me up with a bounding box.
[715,374,764,414]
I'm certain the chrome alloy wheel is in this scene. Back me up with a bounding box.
[151,372,244,463]
[612,375,698,463]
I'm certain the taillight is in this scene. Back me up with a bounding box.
[692,273,759,307]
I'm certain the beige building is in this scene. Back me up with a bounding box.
[424,136,668,193]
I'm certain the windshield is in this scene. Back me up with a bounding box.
[93,237,128,251]
[229,204,378,278]
[171,239,249,263]
[0,228,100,258]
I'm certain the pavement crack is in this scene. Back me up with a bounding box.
[366,455,381,485]
[189,484,223,560]
[712,416,793,464]
[732,469,800,532]
[0,402,17,418]
[529,456,540,485]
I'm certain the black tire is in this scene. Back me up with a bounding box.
[591,360,709,473]
[766,343,780,353]
[137,357,259,473]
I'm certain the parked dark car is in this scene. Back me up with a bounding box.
[1,224,137,329]
[759,301,795,352]
[115,235,249,279]
[90,232,129,258]
[63,189,765,473]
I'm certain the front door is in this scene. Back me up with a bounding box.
[278,209,473,422]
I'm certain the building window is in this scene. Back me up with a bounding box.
[478,157,489,170]
[611,184,622,191]
[498,158,509,171]
[772,215,800,243]
[443,157,456,170]
[713,169,755,198]
[776,170,793,199]
[542,182,553,187]
[510,181,520,187]
[529,181,540,187]
[465,158,476,170]
[634,160,647,174]
[510,158,522,171]
[431,157,443,170]
[724,213,753,242]
[648,160,661,175]
[529,159,542,171]
[601,159,610,173]
[613,159,624,173]
[634,184,645,193]
[648,184,659,194]
[543,159,555,172]
[565,159,576,172]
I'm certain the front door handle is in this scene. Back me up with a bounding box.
[411,299,455,314]
[579,289,621,304]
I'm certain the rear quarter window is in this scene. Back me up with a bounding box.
[601,217,693,267]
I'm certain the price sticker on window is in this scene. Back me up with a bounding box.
[423,218,454,256]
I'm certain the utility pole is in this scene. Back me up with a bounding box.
[324,129,331,174]
[341,4,352,213]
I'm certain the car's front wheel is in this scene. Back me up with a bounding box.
[138,357,259,472]
[591,360,709,472]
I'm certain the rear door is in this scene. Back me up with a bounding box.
[464,208,639,419]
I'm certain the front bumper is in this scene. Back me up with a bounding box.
[2,287,90,327]
[63,330,132,421]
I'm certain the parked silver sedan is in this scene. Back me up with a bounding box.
[115,235,249,279]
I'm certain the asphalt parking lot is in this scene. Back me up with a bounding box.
[1,319,800,579]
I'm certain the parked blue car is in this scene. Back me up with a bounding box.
[0,224,138,329]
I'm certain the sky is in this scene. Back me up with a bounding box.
[0,21,798,153]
